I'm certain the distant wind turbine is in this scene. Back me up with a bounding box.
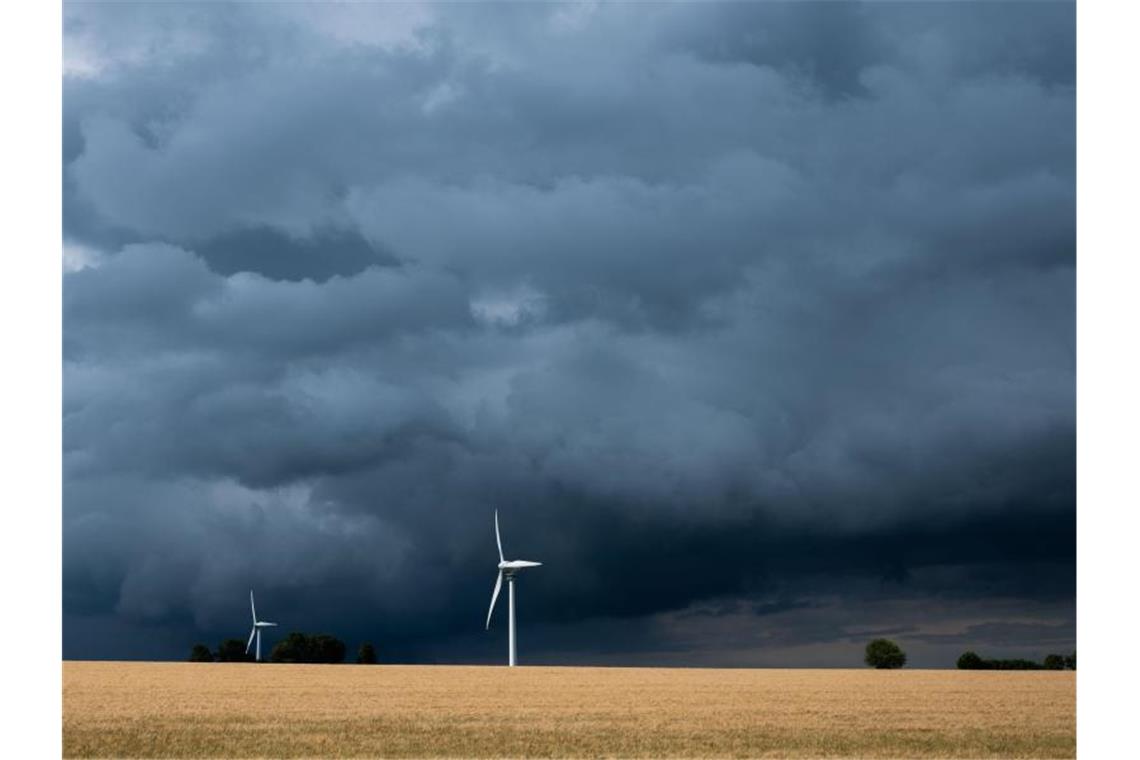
[485,510,542,666]
[246,590,278,662]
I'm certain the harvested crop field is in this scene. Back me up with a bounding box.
[63,661,1074,758]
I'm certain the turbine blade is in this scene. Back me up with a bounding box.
[495,510,504,563]
[485,571,503,630]
[246,626,257,653]
[250,589,257,624]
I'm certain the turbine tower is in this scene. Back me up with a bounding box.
[246,590,278,662]
[485,509,542,666]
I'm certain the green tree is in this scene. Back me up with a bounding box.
[216,638,254,662]
[311,634,347,664]
[987,658,1043,670]
[1064,651,1076,670]
[269,632,309,663]
[957,651,984,670]
[1043,654,1066,670]
[270,632,348,664]
[864,639,907,669]
[356,642,378,665]
[188,643,214,662]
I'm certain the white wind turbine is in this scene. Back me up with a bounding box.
[246,590,278,662]
[485,510,542,667]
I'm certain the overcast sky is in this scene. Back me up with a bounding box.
[62,1,1074,667]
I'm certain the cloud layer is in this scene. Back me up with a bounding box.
[63,1,1075,666]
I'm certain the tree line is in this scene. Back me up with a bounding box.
[191,633,1076,671]
[189,634,378,664]
[957,651,1075,670]
[863,639,1076,670]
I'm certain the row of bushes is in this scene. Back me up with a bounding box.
[190,634,378,664]
[864,639,1077,671]
[271,632,348,664]
[957,651,1075,670]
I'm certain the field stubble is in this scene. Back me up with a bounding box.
[63,662,1074,758]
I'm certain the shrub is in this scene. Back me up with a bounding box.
[269,632,347,664]
[270,633,304,663]
[357,642,378,665]
[189,643,214,662]
[986,658,1043,670]
[954,651,1068,670]
[312,634,347,664]
[957,651,984,670]
[864,639,907,669]
[216,638,254,662]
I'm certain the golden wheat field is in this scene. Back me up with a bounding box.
[63,661,1074,759]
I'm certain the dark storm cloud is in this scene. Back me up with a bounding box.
[665,1,1075,95]
[63,2,1074,665]
[195,227,395,282]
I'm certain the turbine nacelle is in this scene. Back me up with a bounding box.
[499,560,542,572]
